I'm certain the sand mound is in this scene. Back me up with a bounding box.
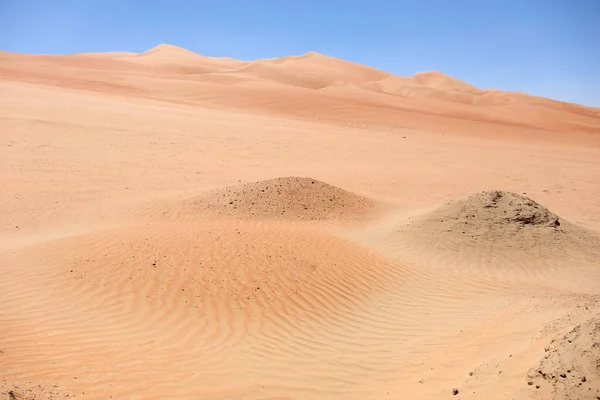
[191,177,382,221]
[398,190,600,256]
[441,190,561,228]
[0,379,73,399]
[527,315,600,399]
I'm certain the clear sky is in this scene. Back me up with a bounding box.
[1,0,599,106]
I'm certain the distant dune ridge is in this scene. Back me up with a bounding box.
[1,43,599,136]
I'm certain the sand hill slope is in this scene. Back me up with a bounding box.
[125,44,248,74]
[228,52,391,89]
[228,61,334,89]
[269,51,390,85]
[409,71,478,91]
[190,177,384,221]
[527,314,600,399]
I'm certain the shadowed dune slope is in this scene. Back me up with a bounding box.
[190,177,386,221]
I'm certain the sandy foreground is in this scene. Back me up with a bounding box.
[1,44,600,399]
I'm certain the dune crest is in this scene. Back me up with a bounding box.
[142,43,204,58]
[233,51,390,89]
[409,71,478,91]
[128,43,247,73]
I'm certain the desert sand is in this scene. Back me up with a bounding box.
[1,44,600,399]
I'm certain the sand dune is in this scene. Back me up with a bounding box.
[1,43,600,399]
[76,51,138,59]
[126,44,248,74]
[409,71,478,91]
[268,51,390,84]
[229,62,334,89]
[1,44,599,138]
[229,52,390,89]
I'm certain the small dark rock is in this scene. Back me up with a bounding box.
[452,388,459,395]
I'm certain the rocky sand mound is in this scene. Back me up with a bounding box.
[192,177,382,221]
[399,190,600,256]
[0,379,73,400]
[527,315,600,399]
[424,190,562,230]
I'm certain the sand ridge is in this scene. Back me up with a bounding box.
[1,44,599,139]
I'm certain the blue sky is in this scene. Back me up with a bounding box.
[1,0,599,106]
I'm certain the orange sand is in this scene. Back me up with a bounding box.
[1,44,600,399]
